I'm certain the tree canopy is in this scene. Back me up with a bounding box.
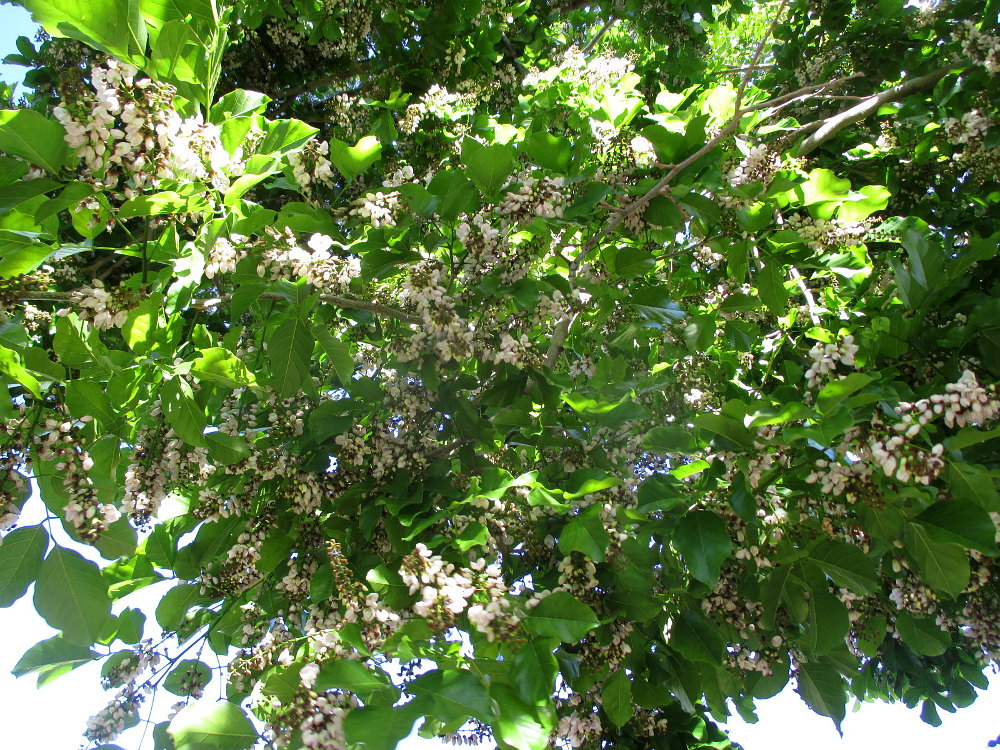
[0,0,999,748]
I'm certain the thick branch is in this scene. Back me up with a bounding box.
[581,17,617,55]
[542,312,579,369]
[794,67,951,156]
[16,290,422,325]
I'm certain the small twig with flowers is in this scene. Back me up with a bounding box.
[15,288,422,325]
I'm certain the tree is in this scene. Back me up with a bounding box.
[0,0,998,747]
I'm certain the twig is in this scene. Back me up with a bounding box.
[581,17,617,55]
[15,290,422,325]
[542,311,580,369]
[717,64,777,75]
[571,73,863,276]
[793,66,950,156]
[788,266,822,325]
[736,0,789,112]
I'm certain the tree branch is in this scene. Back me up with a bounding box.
[793,66,951,156]
[581,17,617,55]
[15,290,422,325]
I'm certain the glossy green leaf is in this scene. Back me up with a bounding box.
[0,524,48,607]
[161,376,207,447]
[796,661,846,733]
[268,315,313,398]
[904,522,970,599]
[343,703,422,750]
[462,143,515,197]
[808,539,879,595]
[602,668,633,728]
[168,700,258,750]
[410,669,492,722]
[559,509,609,562]
[895,612,950,656]
[670,609,725,664]
[33,547,112,646]
[523,591,599,642]
[0,109,68,173]
[329,135,382,182]
[11,635,98,682]
[673,511,733,586]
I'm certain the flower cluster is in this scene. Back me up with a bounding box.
[34,414,121,540]
[784,213,868,253]
[897,369,1000,430]
[804,334,859,388]
[259,230,360,294]
[954,19,1000,75]
[59,280,142,330]
[400,543,515,637]
[399,85,477,134]
[289,138,335,193]
[54,58,239,201]
[943,109,992,146]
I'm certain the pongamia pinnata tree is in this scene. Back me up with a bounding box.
[0,0,999,748]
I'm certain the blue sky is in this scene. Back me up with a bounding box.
[0,2,996,748]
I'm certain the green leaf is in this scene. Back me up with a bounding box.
[462,143,515,197]
[635,474,686,513]
[904,522,970,599]
[895,612,950,657]
[670,609,725,664]
[796,169,852,205]
[426,169,478,220]
[314,659,398,705]
[343,703,422,750]
[492,684,552,750]
[948,462,1000,512]
[0,344,41,397]
[601,669,633,728]
[915,500,998,556]
[693,412,753,450]
[205,432,251,465]
[64,381,118,430]
[816,373,874,414]
[11,635,98,683]
[164,659,212,696]
[511,637,558,704]
[256,118,316,157]
[156,583,205,632]
[268,316,313,398]
[0,109,68,173]
[838,185,890,222]
[0,231,52,279]
[116,607,146,644]
[329,135,382,182]
[523,591,599,642]
[410,669,492,722]
[808,539,879,595]
[314,327,354,387]
[23,0,146,63]
[33,547,112,646]
[168,700,258,750]
[523,131,571,172]
[673,511,733,586]
[800,588,849,657]
[606,247,655,279]
[796,661,846,733]
[756,261,787,315]
[190,347,258,389]
[0,524,48,607]
[559,509,610,562]
[210,89,270,123]
[118,191,210,218]
[161,377,207,447]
